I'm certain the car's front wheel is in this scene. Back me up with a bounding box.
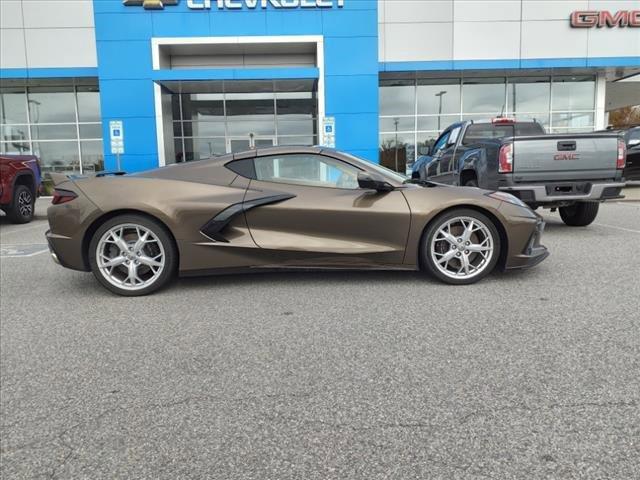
[88,214,177,296]
[421,209,500,285]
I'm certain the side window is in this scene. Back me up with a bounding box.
[448,127,461,146]
[432,131,451,155]
[254,154,360,189]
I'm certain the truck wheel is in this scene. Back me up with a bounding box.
[559,202,599,227]
[7,185,34,224]
[463,178,478,187]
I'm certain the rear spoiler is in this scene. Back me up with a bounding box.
[48,172,71,187]
[48,170,127,187]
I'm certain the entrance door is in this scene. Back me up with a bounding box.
[227,137,275,153]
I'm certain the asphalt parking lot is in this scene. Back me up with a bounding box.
[1,198,639,479]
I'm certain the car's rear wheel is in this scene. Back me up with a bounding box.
[7,185,34,224]
[88,214,177,296]
[559,202,599,227]
[421,209,500,285]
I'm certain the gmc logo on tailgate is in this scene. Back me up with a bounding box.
[571,10,640,28]
[554,153,580,161]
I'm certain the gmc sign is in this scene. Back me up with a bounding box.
[570,10,640,28]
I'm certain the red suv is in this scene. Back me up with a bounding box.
[0,155,42,223]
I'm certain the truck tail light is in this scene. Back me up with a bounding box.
[52,189,77,205]
[616,138,626,169]
[498,143,513,173]
[492,117,516,125]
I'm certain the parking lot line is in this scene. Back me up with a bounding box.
[0,222,48,236]
[593,223,640,234]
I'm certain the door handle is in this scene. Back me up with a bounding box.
[557,141,576,151]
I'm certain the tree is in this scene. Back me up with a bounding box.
[608,106,640,129]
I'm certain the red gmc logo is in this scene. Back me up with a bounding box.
[571,10,640,28]
[554,153,580,161]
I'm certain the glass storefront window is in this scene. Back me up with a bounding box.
[182,138,227,161]
[76,86,101,122]
[0,83,103,174]
[551,112,595,130]
[28,87,76,124]
[507,77,550,114]
[379,75,597,169]
[276,91,316,119]
[80,140,104,172]
[79,123,103,139]
[30,124,77,140]
[1,140,30,154]
[379,80,415,116]
[417,115,460,132]
[380,116,414,132]
[462,79,506,114]
[182,121,225,138]
[417,80,460,115]
[33,141,81,173]
[277,136,316,146]
[379,132,414,173]
[171,80,318,158]
[277,119,315,136]
[0,124,29,145]
[552,76,595,111]
[0,88,28,124]
[181,93,225,121]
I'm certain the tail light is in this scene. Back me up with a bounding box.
[52,189,77,205]
[492,117,515,125]
[616,138,626,169]
[498,143,513,173]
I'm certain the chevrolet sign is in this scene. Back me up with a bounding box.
[123,0,345,9]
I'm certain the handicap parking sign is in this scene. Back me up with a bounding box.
[322,117,336,148]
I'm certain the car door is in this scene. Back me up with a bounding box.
[427,130,451,182]
[242,152,411,267]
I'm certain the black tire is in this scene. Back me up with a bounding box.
[7,184,34,224]
[421,208,501,285]
[88,214,177,296]
[559,202,599,227]
[463,178,478,187]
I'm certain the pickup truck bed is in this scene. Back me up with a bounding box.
[497,133,624,203]
[416,119,626,226]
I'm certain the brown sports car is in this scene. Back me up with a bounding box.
[46,146,548,296]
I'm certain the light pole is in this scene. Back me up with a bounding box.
[393,117,399,172]
[435,90,447,132]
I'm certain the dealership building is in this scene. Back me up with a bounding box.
[1,0,639,175]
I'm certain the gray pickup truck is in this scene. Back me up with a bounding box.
[414,119,626,226]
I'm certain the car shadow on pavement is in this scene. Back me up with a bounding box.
[175,269,432,291]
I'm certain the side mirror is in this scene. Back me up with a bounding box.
[628,138,640,149]
[418,146,431,156]
[358,172,395,192]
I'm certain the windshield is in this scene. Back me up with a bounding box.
[341,152,408,183]
[462,122,545,145]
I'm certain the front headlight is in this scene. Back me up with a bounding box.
[485,191,529,208]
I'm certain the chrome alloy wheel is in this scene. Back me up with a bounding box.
[430,216,495,280]
[96,224,165,291]
[17,190,33,217]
